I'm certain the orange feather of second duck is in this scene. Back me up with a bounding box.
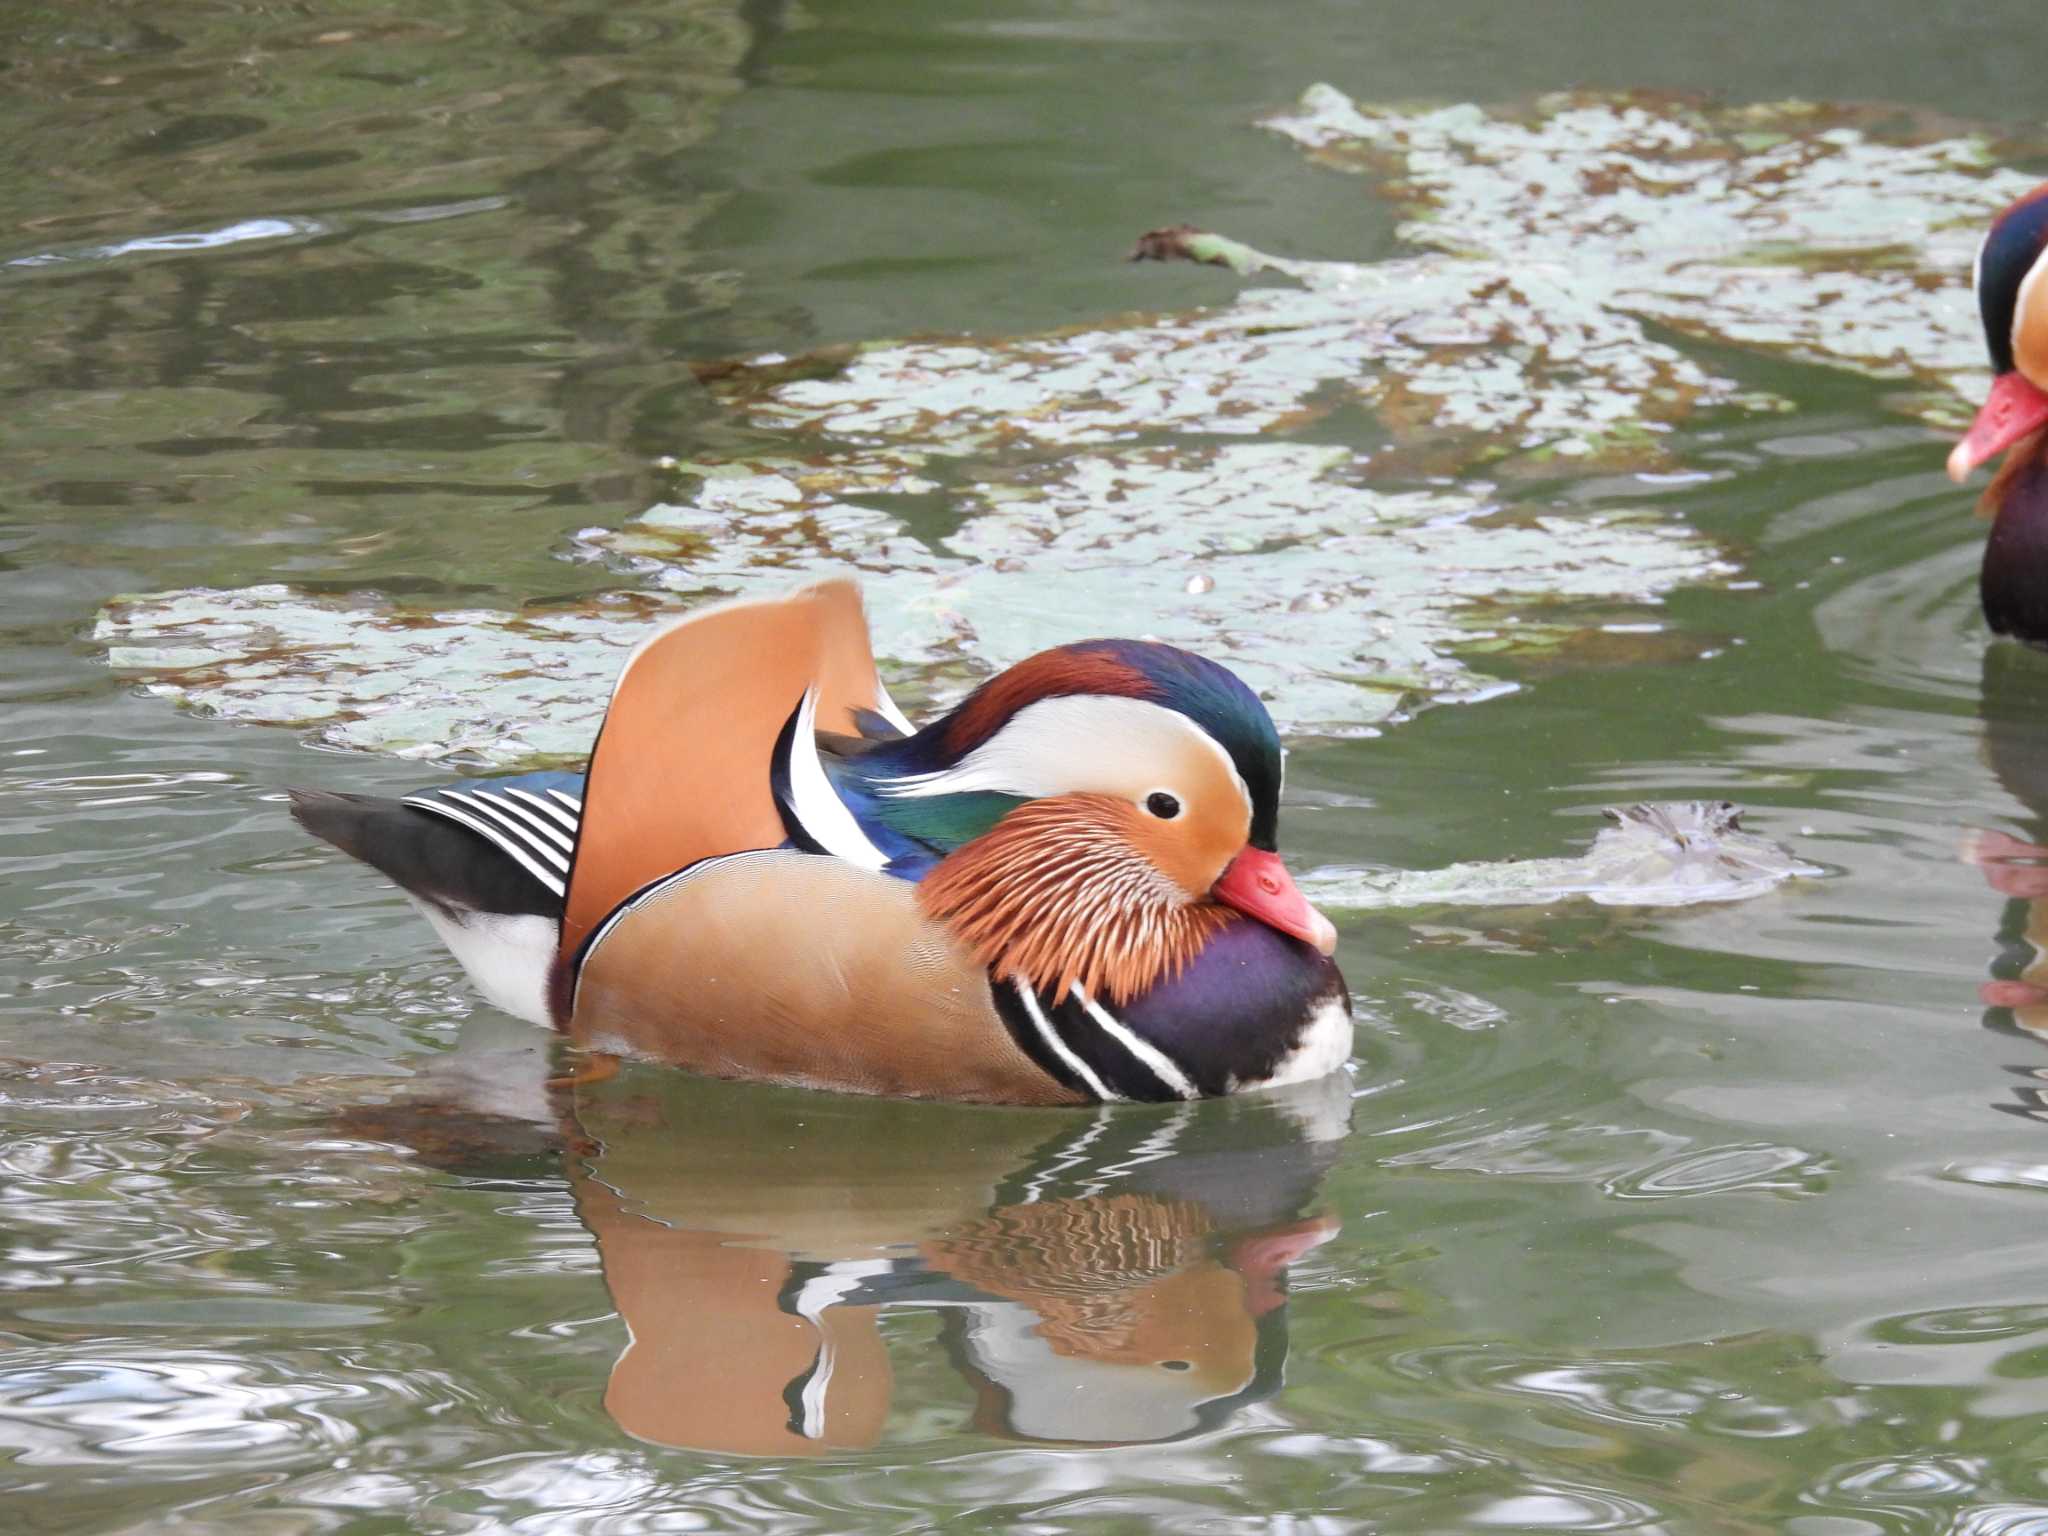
[553,577,1349,1104]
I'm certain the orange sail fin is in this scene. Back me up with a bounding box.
[560,579,898,959]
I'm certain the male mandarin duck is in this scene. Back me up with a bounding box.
[1950,181,2048,642]
[290,579,1350,1104]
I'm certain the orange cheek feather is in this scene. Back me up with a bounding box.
[1123,800,1244,898]
[916,795,1234,1004]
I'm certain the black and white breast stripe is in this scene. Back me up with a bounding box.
[768,687,891,870]
[402,784,584,900]
[994,982,1197,1104]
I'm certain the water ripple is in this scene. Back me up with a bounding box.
[1954,1509,2048,1536]
[1604,1141,1832,1200]
[1381,1120,1689,1181]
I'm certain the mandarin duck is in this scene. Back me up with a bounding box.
[1949,181,2048,642]
[290,579,1350,1104]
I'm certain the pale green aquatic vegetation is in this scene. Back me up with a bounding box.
[97,87,2022,758]
[725,247,1736,472]
[1264,86,2036,415]
[597,441,1734,731]
[95,585,667,764]
[100,443,1731,760]
[1303,801,1825,911]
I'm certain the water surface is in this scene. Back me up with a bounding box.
[8,2,2048,1531]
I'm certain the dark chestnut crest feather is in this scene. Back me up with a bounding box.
[943,648,1154,756]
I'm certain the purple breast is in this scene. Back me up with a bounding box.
[1984,453,2048,645]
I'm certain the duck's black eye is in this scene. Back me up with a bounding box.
[1145,791,1182,820]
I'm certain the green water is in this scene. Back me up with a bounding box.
[9,2,2048,1530]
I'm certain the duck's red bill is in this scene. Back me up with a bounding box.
[1227,1216,1340,1316]
[1949,371,2048,482]
[1212,847,1338,956]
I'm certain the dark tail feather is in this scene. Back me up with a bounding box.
[288,788,562,919]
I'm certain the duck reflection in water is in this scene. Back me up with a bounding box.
[1965,647,2048,1120]
[561,1065,1349,1451]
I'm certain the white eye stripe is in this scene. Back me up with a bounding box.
[879,695,1250,821]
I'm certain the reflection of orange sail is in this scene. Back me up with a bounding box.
[577,1198,892,1455]
[564,1071,1349,1452]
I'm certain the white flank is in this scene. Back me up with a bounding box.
[408,901,556,1026]
[1246,993,1355,1093]
[1071,985,1196,1100]
[786,687,890,870]
[1014,982,1120,1102]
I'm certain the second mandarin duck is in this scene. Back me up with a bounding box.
[1949,181,2048,641]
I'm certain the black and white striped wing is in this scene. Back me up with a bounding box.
[402,781,583,900]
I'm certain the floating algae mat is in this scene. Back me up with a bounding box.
[95,585,677,765]
[1260,86,2037,428]
[1303,802,1826,912]
[97,453,1730,763]
[96,90,2034,762]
